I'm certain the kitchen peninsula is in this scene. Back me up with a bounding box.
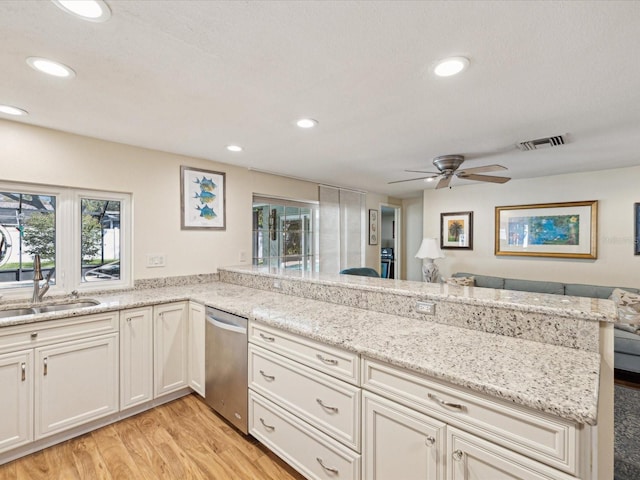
[0,266,614,479]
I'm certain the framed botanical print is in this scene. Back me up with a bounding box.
[440,211,473,249]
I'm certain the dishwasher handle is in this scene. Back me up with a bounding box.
[207,315,247,335]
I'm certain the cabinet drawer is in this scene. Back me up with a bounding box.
[447,426,576,480]
[362,358,578,474]
[0,312,119,355]
[249,344,360,451]
[249,322,360,385]
[249,391,361,480]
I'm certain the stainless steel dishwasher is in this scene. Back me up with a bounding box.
[205,306,248,434]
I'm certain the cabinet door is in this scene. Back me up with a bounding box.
[34,333,118,439]
[0,350,33,453]
[188,302,205,397]
[154,302,189,397]
[363,391,445,480]
[120,307,153,409]
[447,427,576,480]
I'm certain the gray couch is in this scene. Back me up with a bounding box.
[453,272,640,373]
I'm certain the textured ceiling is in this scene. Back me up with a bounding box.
[2,1,640,197]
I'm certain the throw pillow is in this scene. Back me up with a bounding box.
[446,276,475,287]
[610,288,640,332]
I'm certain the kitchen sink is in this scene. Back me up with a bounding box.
[0,299,101,319]
[34,300,100,313]
[0,307,36,319]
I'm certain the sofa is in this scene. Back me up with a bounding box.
[452,272,640,374]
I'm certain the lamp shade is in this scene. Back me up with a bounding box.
[415,237,445,260]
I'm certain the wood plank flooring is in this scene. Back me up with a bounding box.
[0,394,305,480]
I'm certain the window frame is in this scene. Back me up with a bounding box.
[0,181,132,298]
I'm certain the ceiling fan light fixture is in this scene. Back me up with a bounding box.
[424,177,434,182]
[226,145,243,152]
[52,0,111,22]
[26,57,76,78]
[296,118,318,129]
[434,57,469,77]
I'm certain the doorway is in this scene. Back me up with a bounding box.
[380,204,401,279]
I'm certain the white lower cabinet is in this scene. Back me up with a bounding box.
[0,350,33,453]
[188,302,205,397]
[154,302,189,398]
[250,390,361,480]
[34,333,119,439]
[363,391,445,480]
[120,307,153,409]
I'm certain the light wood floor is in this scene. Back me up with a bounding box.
[0,394,305,480]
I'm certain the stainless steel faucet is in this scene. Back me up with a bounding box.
[32,254,54,304]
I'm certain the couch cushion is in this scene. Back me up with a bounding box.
[565,284,639,299]
[614,352,640,374]
[453,272,504,289]
[446,276,475,286]
[504,278,565,295]
[615,329,640,356]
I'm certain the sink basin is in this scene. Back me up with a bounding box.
[0,307,35,319]
[34,300,100,313]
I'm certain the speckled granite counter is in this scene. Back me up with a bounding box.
[0,280,600,425]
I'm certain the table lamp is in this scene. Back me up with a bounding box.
[415,238,445,283]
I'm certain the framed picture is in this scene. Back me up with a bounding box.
[369,209,378,245]
[635,203,640,255]
[440,211,473,249]
[495,200,597,259]
[180,166,226,230]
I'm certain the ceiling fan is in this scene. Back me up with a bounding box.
[388,154,511,189]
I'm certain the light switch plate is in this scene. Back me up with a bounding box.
[415,301,435,315]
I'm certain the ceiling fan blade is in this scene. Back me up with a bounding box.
[457,164,507,175]
[457,173,511,184]
[435,176,452,189]
[404,169,440,175]
[388,175,438,184]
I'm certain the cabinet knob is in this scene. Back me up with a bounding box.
[425,436,436,447]
[31,332,38,339]
[452,449,464,462]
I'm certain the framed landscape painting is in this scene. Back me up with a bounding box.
[495,200,597,259]
[440,211,473,249]
[180,166,226,230]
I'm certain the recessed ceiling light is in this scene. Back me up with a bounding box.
[296,118,318,129]
[0,105,28,116]
[226,145,243,152]
[26,57,76,78]
[51,0,111,22]
[434,57,469,77]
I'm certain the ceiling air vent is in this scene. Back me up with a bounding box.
[517,134,566,151]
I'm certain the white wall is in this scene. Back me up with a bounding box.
[403,196,423,281]
[422,166,640,288]
[0,119,321,279]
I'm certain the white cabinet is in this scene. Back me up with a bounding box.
[34,333,119,439]
[0,350,33,453]
[154,302,189,398]
[188,302,205,397]
[363,391,445,480]
[447,427,576,480]
[120,307,153,409]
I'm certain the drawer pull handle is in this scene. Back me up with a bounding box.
[31,332,38,339]
[425,435,436,447]
[259,333,275,342]
[43,357,48,376]
[259,370,275,381]
[316,354,338,365]
[428,393,464,412]
[316,398,339,413]
[452,449,464,462]
[316,457,339,474]
[259,418,275,431]
[21,362,26,382]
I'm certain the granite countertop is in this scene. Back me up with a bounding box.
[0,281,600,425]
[221,265,617,323]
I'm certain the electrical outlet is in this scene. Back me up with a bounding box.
[273,280,282,289]
[239,251,247,262]
[415,301,436,315]
[146,254,166,268]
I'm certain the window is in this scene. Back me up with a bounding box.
[0,182,131,295]
[252,196,319,271]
